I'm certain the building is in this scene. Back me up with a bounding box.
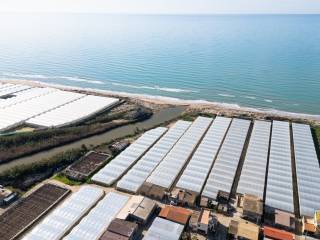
[130,197,157,225]
[159,206,192,226]
[0,187,17,206]
[228,220,260,240]
[143,217,184,240]
[169,188,198,207]
[100,218,138,240]
[117,195,144,220]
[110,140,130,153]
[264,208,296,231]
[238,194,263,223]
[263,226,295,240]
[197,209,210,234]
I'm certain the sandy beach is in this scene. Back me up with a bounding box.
[1,78,320,125]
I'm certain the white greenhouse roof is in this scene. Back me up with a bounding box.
[265,121,294,213]
[202,118,251,200]
[116,120,191,193]
[22,186,104,240]
[0,84,32,97]
[292,123,320,217]
[176,117,232,194]
[146,116,213,190]
[63,192,129,240]
[26,95,119,127]
[92,127,167,186]
[0,87,57,109]
[143,217,184,240]
[237,120,271,198]
[0,83,15,90]
[0,90,84,132]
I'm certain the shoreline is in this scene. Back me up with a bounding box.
[1,78,320,125]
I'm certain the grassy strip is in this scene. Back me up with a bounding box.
[0,146,87,189]
[53,174,82,186]
[178,111,216,121]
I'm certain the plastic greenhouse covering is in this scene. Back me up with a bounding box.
[202,118,250,200]
[237,120,271,198]
[63,192,129,240]
[292,123,320,217]
[22,186,104,240]
[92,127,167,186]
[0,89,84,132]
[146,116,213,190]
[116,120,191,193]
[27,95,119,127]
[265,121,294,213]
[0,87,57,109]
[176,117,231,194]
[0,84,32,97]
[143,217,184,240]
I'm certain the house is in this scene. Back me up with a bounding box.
[263,226,295,240]
[159,206,192,226]
[117,195,144,220]
[228,220,260,240]
[117,196,157,225]
[130,197,157,225]
[240,194,263,223]
[169,188,198,207]
[197,209,210,234]
[264,207,296,231]
[100,218,138,240]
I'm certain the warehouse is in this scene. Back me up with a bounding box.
[265,121,294,213]
[236,120,271,199]
[26,95,119,128]
[201,118,251,202]
[22,186,104,240]
[143,217,184,240]
[144,116,213,199]
[116,120,191,193]
[92,127,167,186]
[292,123,320,218]
[64,192,129,240]
[175,117,231,203]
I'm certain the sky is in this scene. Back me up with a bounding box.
[0,0,320,14]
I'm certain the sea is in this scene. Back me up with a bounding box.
[0,14,319,115]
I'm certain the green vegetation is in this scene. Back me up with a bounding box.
[179,111,216,121]
[0,146,87,189]
[312,126,320,161]
[0,104,152,163]
[53,174,82,186]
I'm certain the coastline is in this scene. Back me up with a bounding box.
[1,78,320,125]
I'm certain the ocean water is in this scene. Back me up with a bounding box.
[0,14,319,115]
